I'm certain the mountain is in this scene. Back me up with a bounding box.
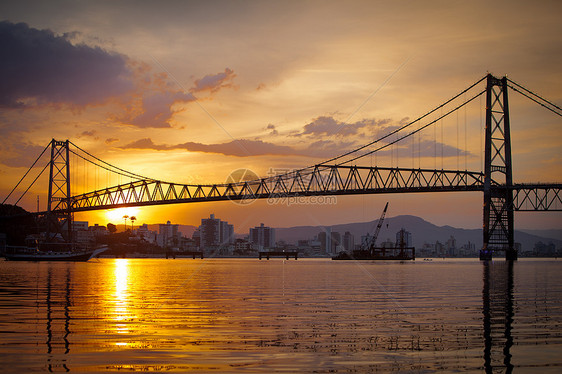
[275,215,562,251]
[519,229,562,242]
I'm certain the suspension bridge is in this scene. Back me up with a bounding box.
[2,74,561,260]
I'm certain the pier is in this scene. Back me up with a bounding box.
[259,251,298,260]
[166,251,204,259]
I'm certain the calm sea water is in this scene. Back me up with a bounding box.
[0,258,561,373]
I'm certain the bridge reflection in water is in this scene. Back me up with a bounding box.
[482,260,514,373]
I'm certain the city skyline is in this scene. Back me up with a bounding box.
[1,1,561,231]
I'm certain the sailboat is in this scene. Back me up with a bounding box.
[2,238,107,262]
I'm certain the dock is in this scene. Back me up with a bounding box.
[258,251,298,260]
[166,251,204,259]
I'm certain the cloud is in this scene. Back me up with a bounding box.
[0,21,133,108]
[118,135,361,159]
[191,68,236,93]
[116,67,236,128]
[120,138,298,157]
[105,138,119,145]
[298,116,393,137]
[79,130,97,138]
[0,142,49,168]
[0,21,237,129]
[265,123,278,136]
[121,91,195,128]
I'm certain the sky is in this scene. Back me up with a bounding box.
[0,0,561,233]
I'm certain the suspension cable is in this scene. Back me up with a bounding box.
[13,162,50,206]
[338,89,486,166]
[318,75,488,166]
[507,84,562,117]
[69,141,157,182]
[255,75,489,185]
[507,78,562,111]
[68,149,151,185]
[2,141,50,205]
[68,76,490,191]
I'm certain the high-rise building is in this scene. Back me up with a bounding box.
[395,228,412,247]
[249,223,275,249]
[220,221,234,245]
[199,214,235,249]
[157,220,180,247]
[331,231,341,254]
[343,231,354,251]
[318,228,340,254]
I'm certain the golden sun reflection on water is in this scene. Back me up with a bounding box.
[113,259,134,342]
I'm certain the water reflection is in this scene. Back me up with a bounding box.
[112,259,133,340]
[482,260,514,373]
[44,264,72,372]
[1,259,560,372]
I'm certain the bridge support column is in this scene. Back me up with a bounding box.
[482,75,516,261]
[46,139,73,247]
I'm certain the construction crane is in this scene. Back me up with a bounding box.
[361,202,389,255]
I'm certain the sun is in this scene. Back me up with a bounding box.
[105,207,140,224]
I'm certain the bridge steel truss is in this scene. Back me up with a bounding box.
[66,166,486,211]
[512,184,562,211]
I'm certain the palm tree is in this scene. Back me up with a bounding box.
[130,216,137,231]
[123,215,129,231]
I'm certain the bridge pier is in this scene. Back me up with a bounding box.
[482,74,516,261]
[479,248,518,261]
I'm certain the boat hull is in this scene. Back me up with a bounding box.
[2,246,107,262]
[332,248,415,261]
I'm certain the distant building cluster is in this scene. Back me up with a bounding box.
[59,215,560,258]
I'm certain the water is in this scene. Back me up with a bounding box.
[0,258,561,373]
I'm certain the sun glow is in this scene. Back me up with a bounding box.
[114,259,131,337]
[105,207,140,225]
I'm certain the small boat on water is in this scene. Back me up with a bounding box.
[2,242,107,262]
[332,248,415,261]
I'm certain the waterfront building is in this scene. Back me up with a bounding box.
[249,223,275,249]
[89,224,108,239]
[234,238,252,255]
[221,221,235,245]
[395,228,412,247]
[343,231,354,251]
[446,235,457,256]
[199,214,234,249]
[318,229,340,254]
[157,221,181,248]
[136,224,157,243]
[192,229,200,247]
[73,221,93,244]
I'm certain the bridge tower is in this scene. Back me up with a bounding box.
[481,75,516,261]
[46,139,73,245]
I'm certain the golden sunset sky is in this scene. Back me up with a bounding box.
[0,0,561,232]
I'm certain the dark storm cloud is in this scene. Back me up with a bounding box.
[0,21,133,108]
